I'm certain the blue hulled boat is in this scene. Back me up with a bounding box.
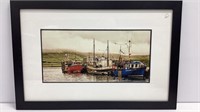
[113,61,146,77]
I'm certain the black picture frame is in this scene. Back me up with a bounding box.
[11,0,182,110]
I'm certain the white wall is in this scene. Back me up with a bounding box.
[0,0,199,103]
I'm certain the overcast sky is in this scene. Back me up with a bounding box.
[42,30,151,55]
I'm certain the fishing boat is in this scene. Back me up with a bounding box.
[113,40,148,78]
[87,39,113,75]
[87,57,113,75]
[61,61,86,73]
[113,61,147,77]
[61,52,87,74]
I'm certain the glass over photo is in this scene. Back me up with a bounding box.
[41,30,151,83]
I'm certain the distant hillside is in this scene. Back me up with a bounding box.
[42,49,150,67]
[43,49,148,56]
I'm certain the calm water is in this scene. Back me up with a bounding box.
[43,67,148,83]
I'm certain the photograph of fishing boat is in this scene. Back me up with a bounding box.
[41,30,151,83]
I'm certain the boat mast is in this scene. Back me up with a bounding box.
[119,45,122,63]
[93,38,95,66]
[107,40,109,67]
[128,40,131,59]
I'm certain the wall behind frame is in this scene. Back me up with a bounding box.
[0,0,199,103]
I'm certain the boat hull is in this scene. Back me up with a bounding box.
[87,65,113,75]
[67,65,84,73]
[113,68,146,77]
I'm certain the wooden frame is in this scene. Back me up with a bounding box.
[11,0,182,110]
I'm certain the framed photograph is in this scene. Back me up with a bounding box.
[11,0,182,110]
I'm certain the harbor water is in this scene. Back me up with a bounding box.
[43,67,149,83]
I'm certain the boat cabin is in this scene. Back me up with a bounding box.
[124,61,146,69]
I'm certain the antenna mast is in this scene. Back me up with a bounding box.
[93,38,95,66]
[128,40,131,59]
[107,40,109,67]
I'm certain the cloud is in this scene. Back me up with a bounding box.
[42,30,151,55]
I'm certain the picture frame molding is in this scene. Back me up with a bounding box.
[11,0,182,110]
